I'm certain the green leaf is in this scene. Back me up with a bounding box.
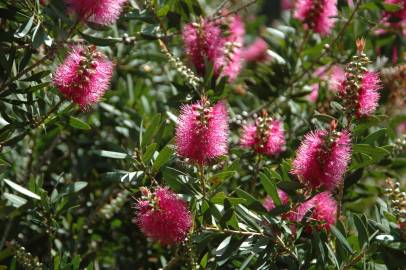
[259,172,281,206]
[141,114,161,147]
[3,179,40,200]
[215,236,232,256]
[363,129,386,145]
[331,225,353,254]
[15,16,34,38]
[353,214,369,249]
[69,116,91,130]
[313,114,337,123]
[80,32,121,46]
[3,192,27,207]
[142,143,157,163]
[62,182,88,194]
[152,145,174,173]
[96,150,131,159]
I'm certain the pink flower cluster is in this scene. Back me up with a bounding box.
[308,65,345,102]
[182,15,245,81]
[339,71,381,118]
[377,0,406,36]
[240,118,286,157]
[53,46,113,108]
[356,72,381,117]
[291,192,337,231]
[294,0,338,35]
[291,129,351,190]
[175,99,229,164]
[263,189,289,211]
[182,19,224,75]
[65,0,128,25]
[134,187,192,245]
[242,38,270,62]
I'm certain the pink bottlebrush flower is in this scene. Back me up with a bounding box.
[222,15,245,81]
[356,71,381,117]
[263,189,289,211]
[340,71,381,118]
[294,0,338,35]
[291,129,351,190]
[176,99,229,164]
[397,122,406,134]
[307,84,319,103]
[53,46,113,108]
[65,0,128,25]
[292,192,337,231]
[182,19,225,75]
[242,38,269,62]
[313,65,345,91]
[240,118,286,157]
[134,187,192,245]
[376,0,406,36]
[282,0,294,10]
[329,65,346,91]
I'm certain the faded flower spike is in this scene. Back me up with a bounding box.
[53,46,113,108]
[176,98,229,165]
[134,187,192,245]
[294,0,338,35]
[240,111,286,157]
[65,0,128,25]
[339,40,382,118]
[291,128,351,190]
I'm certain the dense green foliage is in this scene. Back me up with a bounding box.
[0,0,405,269]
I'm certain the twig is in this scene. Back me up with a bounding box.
[210,0,258,21]
[0,218,13,251]
[203,226,265,236]
[275,235,299,261]
[163,253,182,270]
[250,154,262,193]
[199,164,206,199]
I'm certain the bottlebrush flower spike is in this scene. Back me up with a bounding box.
[65,0,128,25]
[182,19,225,75]
[182,15,245,82]
[376,0,406,36]
[176,98,229,164]
[263,189,289,211]
[339,40,382,118]
[293,192,337,231]
[242,38,270,62]
[134,187,192,245]
[240,112,285,157]
[222,15,245,81]
[307,84,319,103]
[53,46,113,108]
[294,0,338,35]
[291,128,351,190]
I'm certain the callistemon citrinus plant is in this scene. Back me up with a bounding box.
[0,1,405,269]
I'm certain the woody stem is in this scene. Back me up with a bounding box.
[251,154,262,193]
[199,164,206,199]
[336,179,345,219]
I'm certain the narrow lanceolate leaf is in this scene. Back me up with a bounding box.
[152,145,174,173]
[3,179,40,200]
[96,150,131,159]
[3,192,27,207]
[331,226,353,254]
[69,116,91,130]
[259,172,281,206]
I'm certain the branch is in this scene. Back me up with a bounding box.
[203,227,265,237]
